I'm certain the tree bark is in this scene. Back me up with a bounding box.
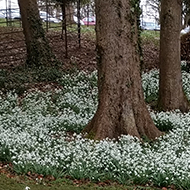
[158,0,189,112]
[83,0,162,140]
[18,0,58,66]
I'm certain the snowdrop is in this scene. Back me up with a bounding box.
[0,70,190,188]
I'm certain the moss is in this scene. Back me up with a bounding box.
[129,0,143,70]
[23,8,60,67]
[129,0,141,29]
[85,131,96,140]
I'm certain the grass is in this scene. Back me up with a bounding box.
[0,174,162,190]
[0,18,95,34]
[141,30,160,47]
[0,18,22,27]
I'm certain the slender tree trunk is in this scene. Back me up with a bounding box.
[18,0,58,66]
[66,3,74,24]
[83,0,162,140]
[158,0,189,112]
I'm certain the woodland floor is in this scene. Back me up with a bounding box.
[0,29,160,72]
[0,30,161,190]
[50,30,160,72]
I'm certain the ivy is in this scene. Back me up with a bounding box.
[129,0,143,67]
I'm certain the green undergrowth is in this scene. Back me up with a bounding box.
[0,65,63,95]
[141,30,160,47]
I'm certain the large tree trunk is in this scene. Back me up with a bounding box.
[18,0,58,66]
[158,0,189,112]
[83,0,162,140]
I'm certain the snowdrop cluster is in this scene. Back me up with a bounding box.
[0,69,190,188]
[142,69,159,102]
[142,68,190,101]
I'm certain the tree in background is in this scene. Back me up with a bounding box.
[158,0,190,112]
[37,0,95,23]
[145,0,190,27]
[54,0,94,17]
[18,0,58,66]
[145,0,161,24]
[182,0,190,26]
[83,0,162,140]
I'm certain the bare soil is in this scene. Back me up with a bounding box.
[0,29,159,72]
[51,31,159,72]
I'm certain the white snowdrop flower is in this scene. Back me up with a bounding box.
[24,187,30,190]
[1,70,190,185]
